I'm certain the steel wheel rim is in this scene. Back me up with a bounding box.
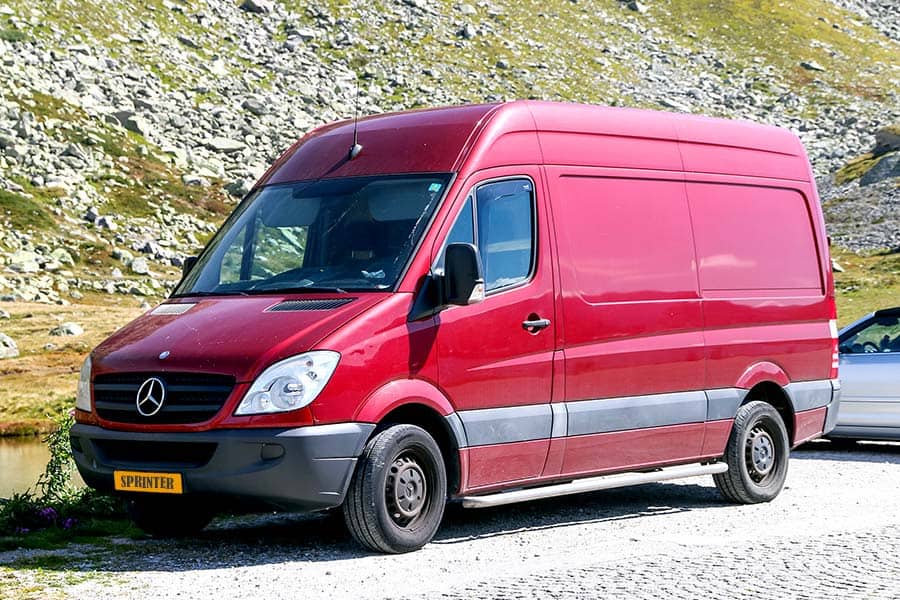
[386,450,430,528]
[745,423,778,483]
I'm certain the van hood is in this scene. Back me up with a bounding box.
[92,294,387,382]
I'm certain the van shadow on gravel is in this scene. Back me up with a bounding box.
[5,481,731,573]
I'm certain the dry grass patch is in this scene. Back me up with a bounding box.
[0,301,144,432]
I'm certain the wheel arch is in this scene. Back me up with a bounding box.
[354,379,464,495]
[740,381,795,445]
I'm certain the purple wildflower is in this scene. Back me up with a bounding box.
[62,517,77,530]
[14,527,30,534]
[38,507,58,522]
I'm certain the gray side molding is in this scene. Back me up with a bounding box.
[551,403,568,438]
[459,404,553,446]
[444,412,469,449]
[566,391,707,436]
[785,380,833,412]
[706,388,747,421]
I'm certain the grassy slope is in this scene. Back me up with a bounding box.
[0,301,143,434]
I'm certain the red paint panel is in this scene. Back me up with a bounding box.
[687,183,821,292]
[92,295,386,381]
[705,320,833,388]
[261,104,499,185]
[548,172,705,399]
[701,419,734,457]
[564,330,705,400]
[794,406,827,446]
[542,438,566,478]
[551,175,698,303]
[674,114,808,181]
[466,439,551,489]
[560,423,706,477]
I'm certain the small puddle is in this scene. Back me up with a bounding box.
[0,436,83,499]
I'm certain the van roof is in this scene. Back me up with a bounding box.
[257,100,809,187]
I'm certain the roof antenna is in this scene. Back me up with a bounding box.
[349,74,363,160]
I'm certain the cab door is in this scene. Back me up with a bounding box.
[434,168,557,490]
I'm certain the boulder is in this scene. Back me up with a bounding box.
[130,257,151,274]
[49,322,84,336]
[860,152,900,187]
[240,0,274,14]
[874,125,900,156]
[0,333,18,359]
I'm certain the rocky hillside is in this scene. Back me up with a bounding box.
[0,0,898,305]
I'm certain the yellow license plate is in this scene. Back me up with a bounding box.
[113,470,183,494]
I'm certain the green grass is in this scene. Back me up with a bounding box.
[0,190,57,232]
[834,152,884,184]
[0,28,26,43]
[832,247,900,325]
[653,0,897,100]
[0,519,142,553]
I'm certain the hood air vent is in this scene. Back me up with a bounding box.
[267,298,356,312]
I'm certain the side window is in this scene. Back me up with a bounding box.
[436,178,535,292]
[842,317,900,354]
[476,179,534,291]
[434,196,474,272]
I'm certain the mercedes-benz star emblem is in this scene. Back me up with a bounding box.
[136,377,166,417]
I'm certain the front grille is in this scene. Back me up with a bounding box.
[93,372,235,424]
[94,439,217,469]
[267,298,355,312]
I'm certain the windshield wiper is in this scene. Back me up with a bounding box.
[170,290,249,298]
[242,285,348,295]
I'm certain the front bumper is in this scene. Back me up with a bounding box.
[70,422,375,511]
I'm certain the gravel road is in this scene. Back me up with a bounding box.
[3,440,900,599]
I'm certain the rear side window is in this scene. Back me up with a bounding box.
[687,183,821,292]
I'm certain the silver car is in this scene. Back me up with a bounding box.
[831,307,900,440]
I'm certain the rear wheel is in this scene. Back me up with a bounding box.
[714,401,790,504]
[343,424,447,553]
[126,496,214,537]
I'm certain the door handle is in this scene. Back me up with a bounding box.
[522,317,551,332]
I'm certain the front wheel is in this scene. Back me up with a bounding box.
[714,401,790,504]
[343,424,447,553]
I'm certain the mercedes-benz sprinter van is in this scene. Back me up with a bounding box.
[71,101,840,553]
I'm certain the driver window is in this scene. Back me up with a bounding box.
[843,316,900,354]
[435,196,474,273]
[436,178,535,293]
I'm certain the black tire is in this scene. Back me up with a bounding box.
[126,496,214,537]
[714,401,790,504]
[343,424,447,553]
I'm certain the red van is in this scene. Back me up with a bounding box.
[71,101,840,553]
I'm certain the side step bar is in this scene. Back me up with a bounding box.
[460,462,728,509]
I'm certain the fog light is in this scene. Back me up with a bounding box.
[260,444,285,461]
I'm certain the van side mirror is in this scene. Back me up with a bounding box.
[444,243,485,306]
[182,256,198,278]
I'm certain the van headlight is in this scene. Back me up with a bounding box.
[235,351,340,415]
[75,355,92,411]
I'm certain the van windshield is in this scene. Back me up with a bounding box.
[174,174,451,296]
